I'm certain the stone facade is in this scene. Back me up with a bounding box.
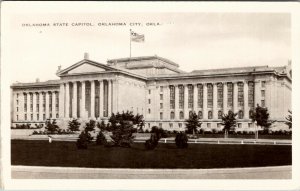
[11,55,292,131]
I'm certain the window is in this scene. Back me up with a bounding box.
[248,123,253,128]
[169,123,173,128]
[238,123,242,128]
[56,113,59,118]
[17,107,18,112]
[261,100,265,107]
[218,110,223,119]
[160,103,163,109]
[217,123,222,128]
[170,86,175,109]
[189,111,193,117]
[160,94,163,100]
[238,110,244,119]
[17,93,19,98]
[42,93,46,112]
[17,100,19,105]
[148,109,151,114]
[148,99,151,104]
[217,83,223,108]
[249,110,254,118]
[148,90,151,94]
[178,123,182,128]
[49,93,52,111]
[227,83,233,107]
[159,123,162,128]
[16,115,18,121]
[261,81,266,88]
[188,85,194,109]
[197,84,203,108]
[24,93,27,112]
[37,114,39,120]
[261,90,265,97]
[179,111,184,119]
[160,112,163,120]
[43,114,46,120]
[55,92,59,112]
[248,81,254,108]
[30,93,33,112]
[238,82,244,107]
[31,114,33,121]
[160,86,163,92]
[208,111,212,119]
[207,84,213,108]
[207,123,211,128]
[179,85,184,109]
[36,104,39,112]
[198,111,203,119]
[148,123,151,128]
[170,112,175,119]
[25,114,27,120]
[50,113,52,118]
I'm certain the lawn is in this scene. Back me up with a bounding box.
[11,140,291,169]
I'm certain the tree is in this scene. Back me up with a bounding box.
[185,111,201,135]
[285,110,292,129]
[45,119,59,134]
[108,111,137,148]
[175,132,188,149]
[221,111,237,138]
[76,120,95,149]
[68,118,81,132]
[96,120,107,132]
[250,104,272,139]
[134,114,145,132]
[85,119,96,132]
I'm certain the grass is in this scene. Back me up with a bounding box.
[11,140,291,169]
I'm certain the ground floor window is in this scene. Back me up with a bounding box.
[159,123,162,128]
[178,123,182,128]
[169,123,173,128]
[238,123,242,128]
[207,123,211,128]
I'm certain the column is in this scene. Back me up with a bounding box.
[174,85,179,119]
[59,83,65,118]
[223,82,228,115]
[112,79,119,113]
[90,80,95,119]
[107,80,112,117]
[81,81,86,119]
[39,92,43,120]
[233,82,238,113]
[213,83,218,119]
[72,82,78,118]
[244,81,249,119]
[99,80,103,118]
[193,84,197,112]
[65,82,70,118]
[52,91,56,118]
[184,84,189,118]
[254,80,261,106]
[32,92,37,121]
[45,92,50,119]
[203,83,208,119]
[164,85,170,120]
[19,93,24,120]
[27,92,30,118]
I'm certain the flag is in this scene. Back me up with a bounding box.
[130,30,145,42]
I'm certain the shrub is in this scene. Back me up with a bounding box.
[76,131,93,149]
[110,121,135,148]
[145,133,159,150]
[32,130,39,135]
[151,126,167,138]
[96,131,106,145]
[212,129,218,134]
[45,119,59,134]
[145,129,150,133]
[68,118,81,132]
[175,132,188,149]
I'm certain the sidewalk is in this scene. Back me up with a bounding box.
[11,165,292,179]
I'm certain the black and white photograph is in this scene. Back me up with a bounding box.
[1,1,300,190]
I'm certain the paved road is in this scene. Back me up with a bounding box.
[12,165,291,179]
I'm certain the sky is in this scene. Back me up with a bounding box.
[3,11,290,83]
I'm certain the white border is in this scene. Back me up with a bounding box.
[1,1,300,190]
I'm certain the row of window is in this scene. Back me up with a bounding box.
[17,113,59,121]
[21,92,59,113]
[153,122,255,129]
[158,110,248,120]
[167,82,257,110]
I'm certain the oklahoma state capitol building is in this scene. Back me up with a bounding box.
[11,54,292,130]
